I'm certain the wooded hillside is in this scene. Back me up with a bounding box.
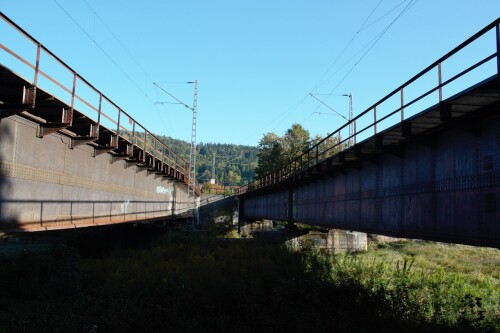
[158,135,258,186]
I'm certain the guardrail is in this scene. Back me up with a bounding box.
[238,17,500,195]
[0,12,190,184]
[0,199,193,231]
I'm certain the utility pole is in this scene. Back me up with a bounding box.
[211,152,216,185]
[153,80,199,229]
[186,80,198,230]
[342,93,353,146]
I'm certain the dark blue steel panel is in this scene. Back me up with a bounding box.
[242,111,500,246]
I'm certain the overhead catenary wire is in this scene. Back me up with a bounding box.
[52,0,149,101]
[357,0,411,33]
[81,0,150,79]
[52,0,173,137]
[153,82,193,110]
[309,93,348,121]
[312,0,384,92]
[322,0,418,97]
[247,0,414,144]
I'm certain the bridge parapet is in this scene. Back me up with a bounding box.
[238,18,500,248]
[0,13,199,231]
[0,12,193,187]
[238,17,500,196]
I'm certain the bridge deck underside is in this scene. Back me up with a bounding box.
[241,76,500,248]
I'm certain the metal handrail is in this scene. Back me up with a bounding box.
[238,17,500,195]
[0,12,190,181]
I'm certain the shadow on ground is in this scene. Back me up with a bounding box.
[0,227,490,333]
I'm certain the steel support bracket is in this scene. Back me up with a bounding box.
[124,158,138,168]
[338,152,346,164]
[68,136,98,149]
[439,102,452,122]
[374,134,384,150]
[0,104,26,120]
[36,123,69,138]
[402,121,412,138]
[62,107,73,125]
[92,146,116,158]
[136,163,149,173]
[22,85,36,108]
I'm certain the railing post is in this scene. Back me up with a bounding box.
[400,88,404,122]
[97,94,102,126]
[70,73,77,110]
[354,119,357,145]
[33,44,41,86]
[373,106,377,135]
[117,109,122,135]
[337,131,341,151]
[438,62,443,102]
[143,131,147,163]
[496,23,500,96]
[39,202,43,227]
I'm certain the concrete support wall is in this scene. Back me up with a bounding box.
[242,112,500,247]
[0,116,189,231]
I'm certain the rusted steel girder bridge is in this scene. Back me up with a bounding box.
[238,18,500,248]
[0,13,199,232]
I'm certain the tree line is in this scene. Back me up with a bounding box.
[127,125,341,188]
[157,135,258,187]
[255,123,342,178]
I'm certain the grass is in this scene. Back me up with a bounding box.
[0,227,498,332]
[315,240,500,332]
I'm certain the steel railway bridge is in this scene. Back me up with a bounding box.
[1,13,499,247]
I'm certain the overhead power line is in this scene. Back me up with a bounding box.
[312,0,384,92]
[312,0,418,105]
[52,0,148,100]
[52,0,172,137]
[323,0,418,97]
[153,82,193,110]
[309,93,348,121]
[81,0,150,79]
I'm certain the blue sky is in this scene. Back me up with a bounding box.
[1,1,499,146]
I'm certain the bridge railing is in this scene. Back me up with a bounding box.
[0,12,190,184]
[0,199,188,231]
[238,17,500,195]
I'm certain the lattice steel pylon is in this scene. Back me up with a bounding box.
[185,80,198,230]
[342,93,353,147]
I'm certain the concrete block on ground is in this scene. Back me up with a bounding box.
[327,229,367,253]
[239,219,273,236]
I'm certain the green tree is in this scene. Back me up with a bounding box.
[310,133,342,161]
[281,123,310,164]
[255,132,284,178]
[255,124,311,178]
[226,170,241,186]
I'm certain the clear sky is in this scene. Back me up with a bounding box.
[1,1,499,146]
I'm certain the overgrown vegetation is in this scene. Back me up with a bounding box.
[0,228,498,332]
[300,241,499,332]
